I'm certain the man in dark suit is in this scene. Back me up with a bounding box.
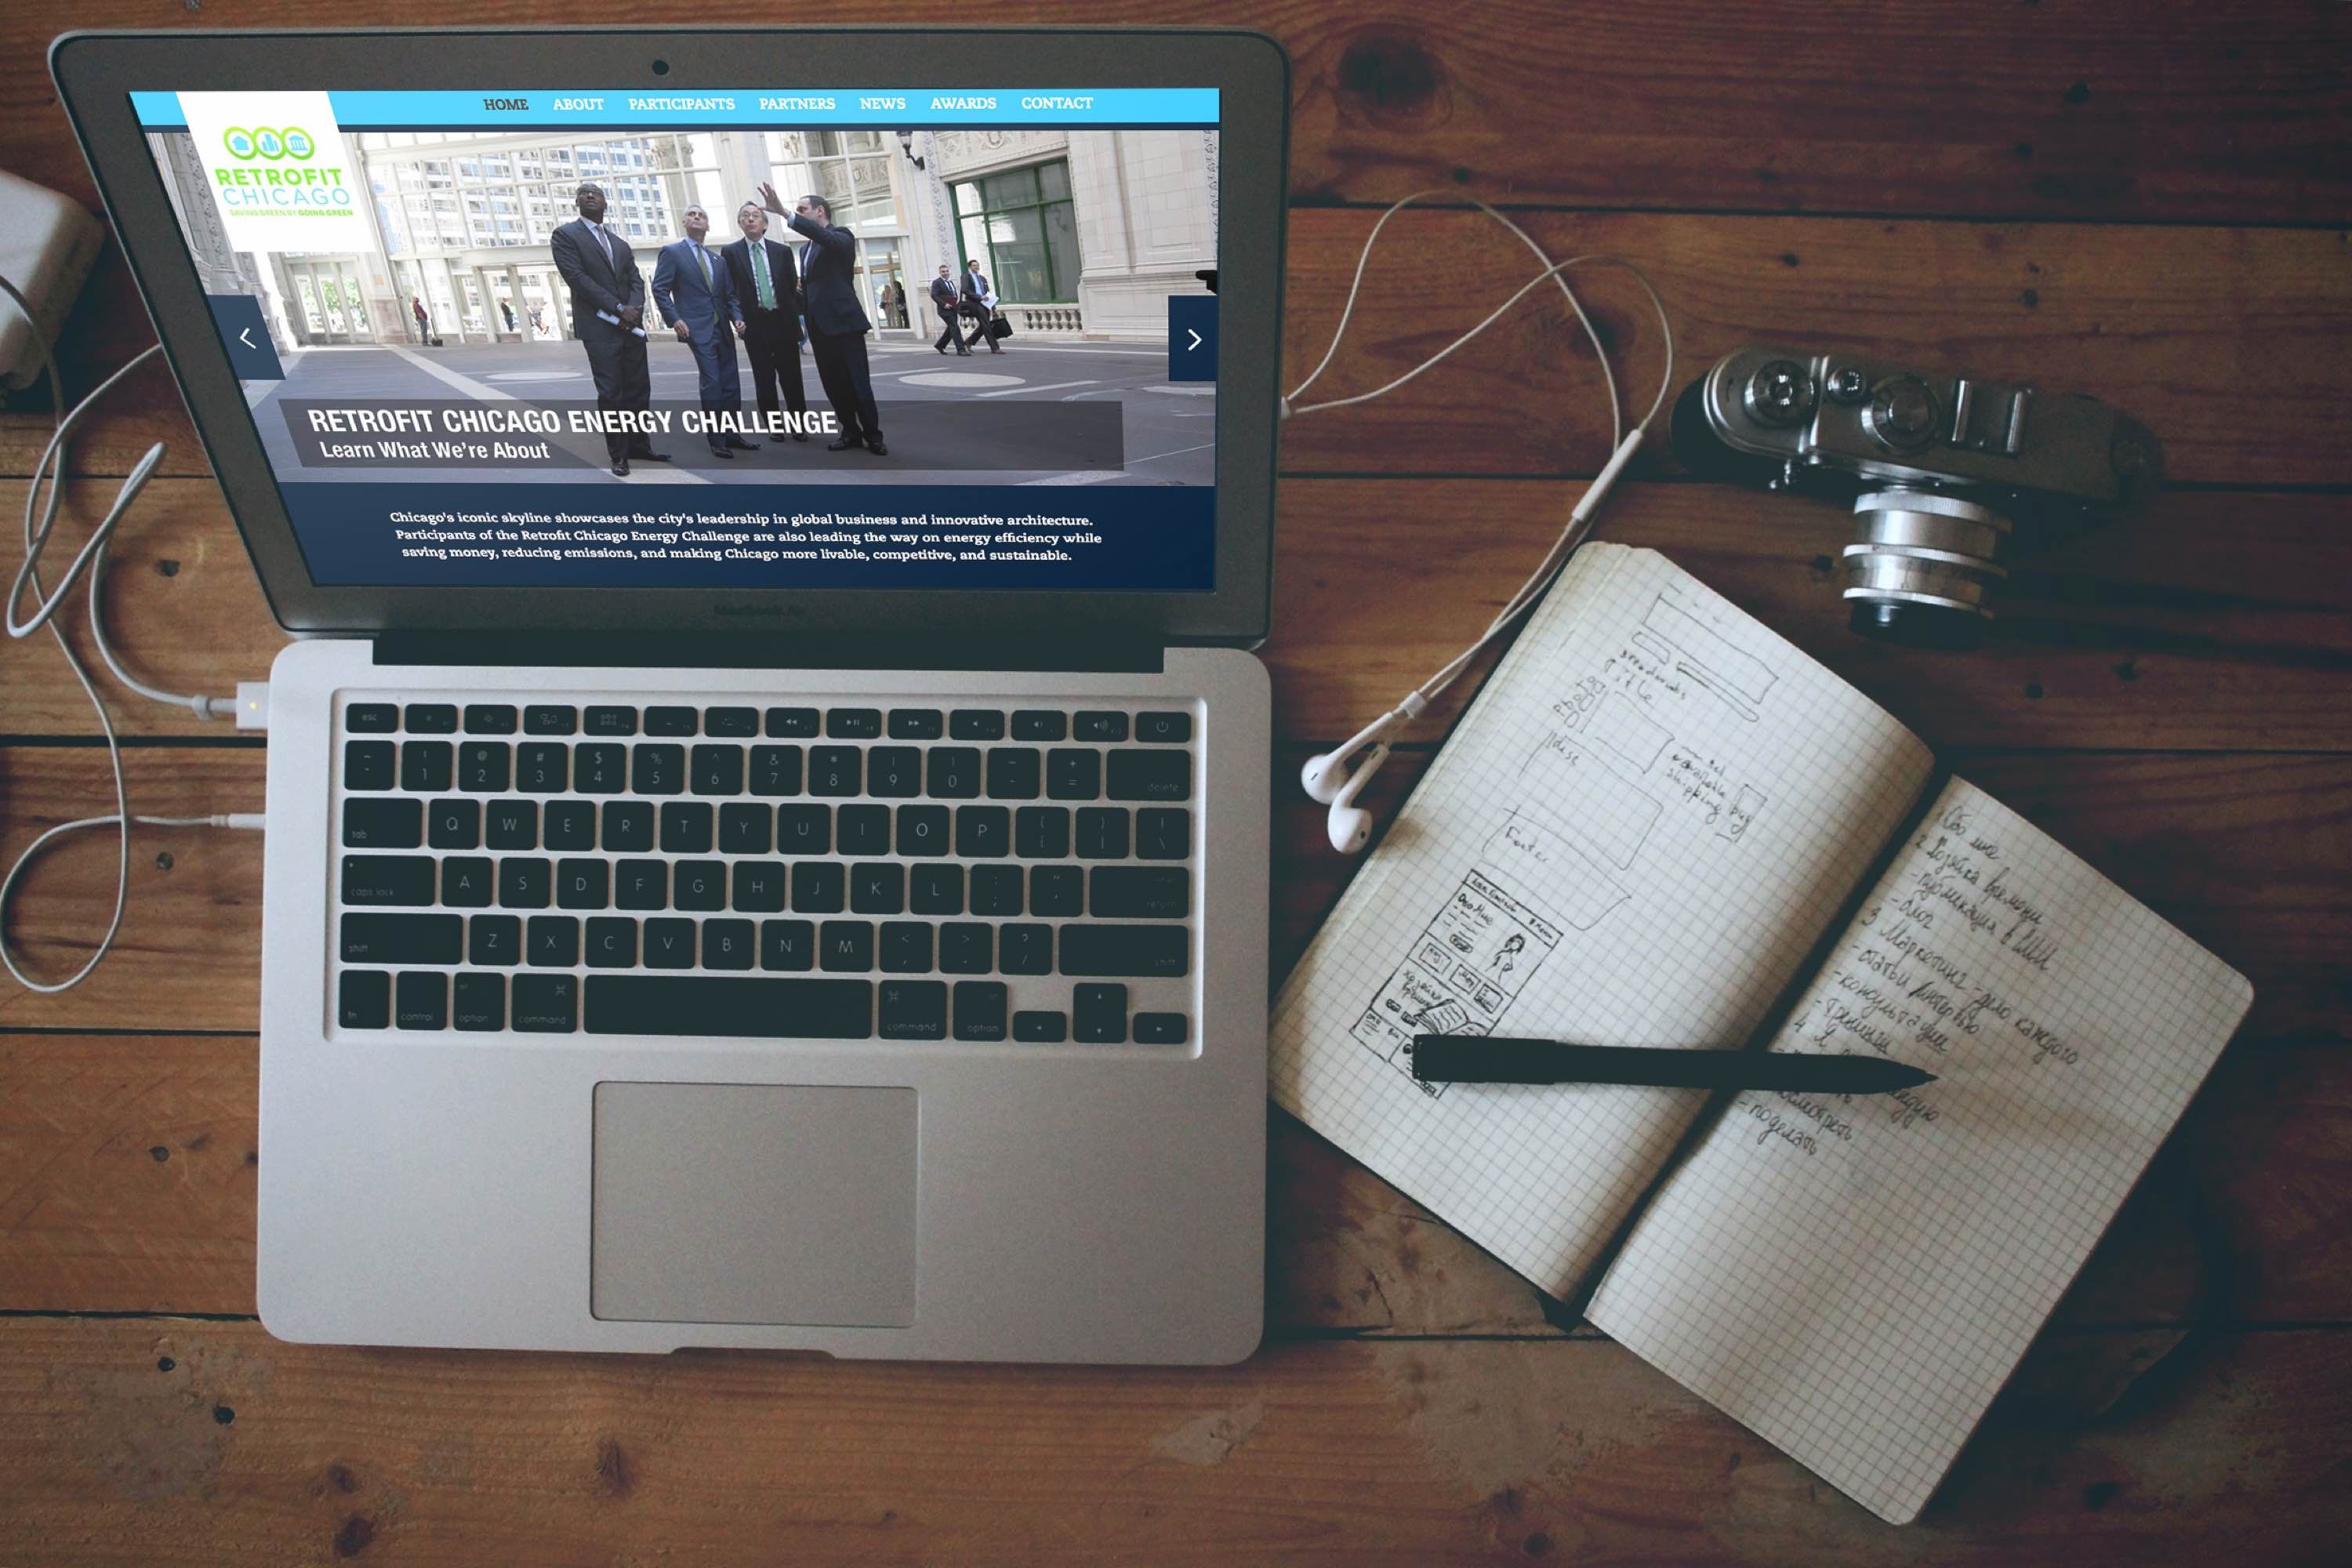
[929,263,971,356]
[759,182,884,456]
[960,257,1004,355]
[720,200,811,443]
[652,205,754,460]
[549,183,668,477]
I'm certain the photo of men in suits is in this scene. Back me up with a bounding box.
[549,182,670,477]
[960,257,1004,356]
[721,201,811,443]
[759,182,885,456]
[652,205,755,459]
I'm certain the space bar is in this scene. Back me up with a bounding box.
[584,975,873,1038]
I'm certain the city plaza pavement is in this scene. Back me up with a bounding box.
[245,334,1217,488]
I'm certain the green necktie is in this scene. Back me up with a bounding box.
[695,245,712,292]
[751,242,775,310]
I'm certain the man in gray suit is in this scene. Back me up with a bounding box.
[549,183,669,476]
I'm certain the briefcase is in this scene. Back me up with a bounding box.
[987,313,1014,343]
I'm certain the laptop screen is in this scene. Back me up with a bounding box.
[127,88,1220,593]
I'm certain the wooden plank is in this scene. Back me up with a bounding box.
[0,1317,2347,1562]
[7,1029,2347,1336]
[7,2,2347,223]
[11,209,2351,486]
[8,477,2347,753]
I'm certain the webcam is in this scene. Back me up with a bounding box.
[651,59,670,75]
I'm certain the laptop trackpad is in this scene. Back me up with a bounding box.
[591,1083,917,1327]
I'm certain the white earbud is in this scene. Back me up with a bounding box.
[1325,744,1391,853]
[1300,709,1406,804]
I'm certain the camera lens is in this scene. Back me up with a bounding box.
[1842,490,2010,644]
[652,59,670,75]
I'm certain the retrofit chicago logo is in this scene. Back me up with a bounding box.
[182,91,372,251]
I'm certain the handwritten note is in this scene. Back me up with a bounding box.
[1588,778,2252,1523]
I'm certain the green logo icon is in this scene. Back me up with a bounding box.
[223,126,256,158]
[223,126,317,162]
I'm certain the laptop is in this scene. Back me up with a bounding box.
[54,27,1287,1361]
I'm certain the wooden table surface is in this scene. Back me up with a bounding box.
[3,2,2348,1562]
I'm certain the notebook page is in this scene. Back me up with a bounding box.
[1588,777,2253,1523]
[1271,545,1937,1298]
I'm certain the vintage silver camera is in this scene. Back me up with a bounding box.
[1671,347,2162,646]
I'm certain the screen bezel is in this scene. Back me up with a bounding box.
[50,26,1285,644]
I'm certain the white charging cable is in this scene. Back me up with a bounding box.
[1283,191,1676,851]
[1,272,264,994]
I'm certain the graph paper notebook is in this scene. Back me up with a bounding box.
[1269,545,2252,1524]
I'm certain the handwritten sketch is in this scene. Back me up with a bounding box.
[1481,815,1632,931]
[1719,784,1771,841]
[1518,735,1661,869]
[1642,590,1778,722]
[1584,691,1672,773]
[1353,869,1566,1095]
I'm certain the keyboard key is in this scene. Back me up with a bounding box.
[1015,806,1070,859]
[404,703,458,734]
[719,802,773,855]
[765,706,820,738]
[1011,710,1066,742]
[344,740,395,790]
[1108,750,1190,802]
[691,743,745,795]
[1060,924,1189,978]
[345,702,397,734]
[820,920,874,972]
[343,798,422,848]
[528,915,579,967]
[1136,808,1192,861]
[400,740,453,793]
[1031,866,1083,917]
[556,859,609,909]
[761,919,815,971]
[586,917,637,967]
[441,858,495,908]
[1013,1009,1067,1043]
[601,800,653,851]
[1076,808,1130,859]
[396,971,448,1029]
[826,708,882,739]
[468,913,521,966]
[586,975,872,1037]
[878,979,946,1040]
[838,804,889,856]
[895,805,949,857]
[887,708,944,739]
[515,742,568,793]
[463,704,517,735]
[341,912,461,965]
[454,972,505,1031]
[985,748,1041,800]
[574,742,627,793]
[511,974,578,1033]
[927,747,981,799]
[702,918,756,970]
[1074,710,1130,742]
[1047,750,1100,800]
[953,981,1008,1041]
[733,862,786,913]
[1074,983,1127,1044]
[498,858,551,909]
[342,855,434,906]
[427,798,480,850]
[880,921,934,972]
[970,864,1023,916]
[808,746,861,796]
[644,706,698,736]
[644,919,696,968]
[1091,867,1190,920]
[705,706,759,737]
[939,923,993,975]
[1134,1012,1189,1044]
[750,745,804,796]
[339,969,390,1028]
[545,800,597,851]
[956,805,1011,858]
[659,801,714,854]
[1136,711,1192,744]
[485,800,537,851]
[631,742,684,794]
[792,862,846,913]
[584,705,637,736]
[949,710,1005,741]
[910,863,964,915]
[777,804,831,854]
[524,704,578,735]
[867,746,922,797]
[851,862,905,914]
[999,922,1053,975]
[674,860,727,911]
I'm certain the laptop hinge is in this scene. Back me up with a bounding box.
[371,631,1165,675]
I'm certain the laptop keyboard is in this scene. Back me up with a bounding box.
[331,698,1198,1046]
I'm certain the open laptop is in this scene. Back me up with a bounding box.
[54,27,1286,1361]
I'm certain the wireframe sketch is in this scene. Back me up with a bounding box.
[1584,690,1674,772]
[1642,590,1779,722]
[1352,869,1566,1094]
[1518,734,1662,869]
